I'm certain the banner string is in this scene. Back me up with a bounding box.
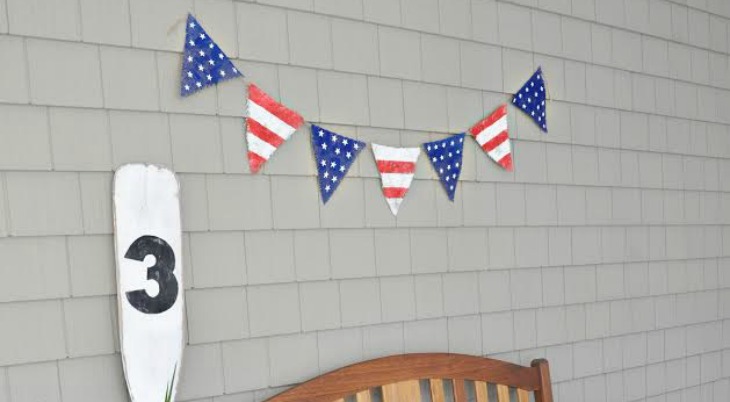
[167,16,187,36]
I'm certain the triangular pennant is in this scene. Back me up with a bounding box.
[180,13,242,96]
[246,83,304,173]
[372,144,420,216]
[512,67,547,132]
[468,105,513,171]
[311,125,365,204]
[423,133,465,201]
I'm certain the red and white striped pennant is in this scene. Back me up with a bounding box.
[246,83,304,173]
[372,144,420,216]
[468,104,513,171]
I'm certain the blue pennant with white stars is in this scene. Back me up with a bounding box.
[512,67,548,133]
[423,133,465,201]
[180,13,242,97]
[311,125,366,204]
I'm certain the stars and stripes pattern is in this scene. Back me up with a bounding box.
[311,125,365,204]
[512,67,547,132]
[469,105,513,171]
[176,15,537,204]
[180,14,241,96]
[423,133,465,201]
[246,83,304,173]
[372,144,420,216]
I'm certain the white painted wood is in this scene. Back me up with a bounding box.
[114,164,184,402]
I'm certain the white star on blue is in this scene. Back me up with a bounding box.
[423,133,464,201]
[311,125,365,204]
[180,14,242,97]
[512,66,547,133]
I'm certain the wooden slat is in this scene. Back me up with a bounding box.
[430,379,446,402]
[453,379,467,402]
[356,390,372,402]
[517,389,529,402]
[333,399,344,402]
[475,381,489,402]
[383,380,421,402]
[496,385,510,402]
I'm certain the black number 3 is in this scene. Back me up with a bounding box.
[124,235,179,314]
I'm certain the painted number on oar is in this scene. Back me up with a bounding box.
[124,235,178,314]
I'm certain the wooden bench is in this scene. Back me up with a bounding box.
[266,353,553,402]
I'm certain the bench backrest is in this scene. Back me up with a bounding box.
[266,353,553,402]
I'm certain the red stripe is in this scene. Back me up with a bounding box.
[248,83,304,129]
[468,104,507,138]
[376,160,416,174]
[498,153,513,171]
[247,118,285,148]
[481,131,509,153]
[248,151,267,174]
[383,187,408,198]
